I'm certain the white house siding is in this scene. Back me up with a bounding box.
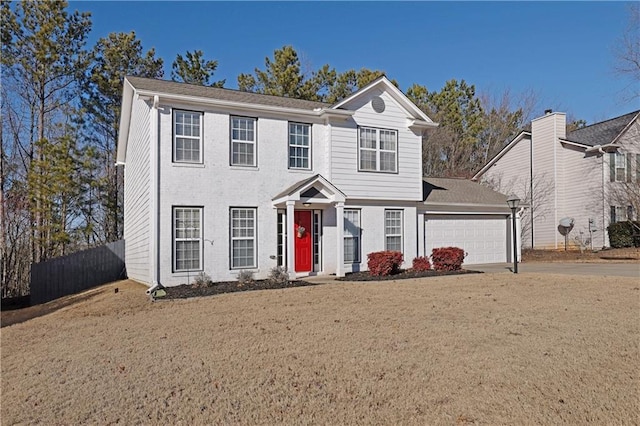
[330,88,423,201]
[480,136,534,247]
[559,145,606,249]
[154,103,335,285]
[123,97,152,283]
[341,202,418,273]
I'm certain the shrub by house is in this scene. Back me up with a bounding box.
[431,247,466,271]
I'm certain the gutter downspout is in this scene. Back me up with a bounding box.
[599,146,606,249]
[147,95,161,295]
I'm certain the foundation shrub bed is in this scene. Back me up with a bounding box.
[367,251,403,276]
[412,256,432,271]
[431,247,466,271]
[607,221,640,248]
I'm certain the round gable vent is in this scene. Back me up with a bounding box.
[371,96,385,113]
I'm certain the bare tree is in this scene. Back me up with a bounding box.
[481,172,555,248]
[613,3,640,101]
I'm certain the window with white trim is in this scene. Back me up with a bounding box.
[359,127,397,172]
[344,209,361,263]
[231,208,256,268]
[614,152,626,182]
[610,205,633,223]
[173,207,202,271]
[385,210,403,252]
[289,122,311,169]
[174,110,202,163]
[231,116,256,166]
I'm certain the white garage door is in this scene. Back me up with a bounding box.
[425,215,508,264]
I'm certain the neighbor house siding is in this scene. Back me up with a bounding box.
[481,136,533,247]
[330,89,423,201]
[123,97,152,283]
[559,145,605,248]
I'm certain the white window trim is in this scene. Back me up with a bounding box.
[173,207,203,272]
[173,110,203,164]
[344,209,361,264]
[230,116,257,167]
[288,122,311,170]
[384,209,403,252]
[230,207,257,269]
[615,152,626,182]
[358,127,398,173]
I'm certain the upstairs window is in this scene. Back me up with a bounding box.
[610,152,631,182]
[231,117,256,166]
[289,122,311,169]
[359,127,397,173]
[174,110,202,163]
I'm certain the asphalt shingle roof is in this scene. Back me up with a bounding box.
[423,177,508,206]
[126,76,330,111]
[565,110,639,147]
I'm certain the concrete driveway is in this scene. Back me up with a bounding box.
[470,262,639,278]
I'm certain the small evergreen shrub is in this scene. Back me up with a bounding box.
[607,221,640,248]
[237,270,255,286]
[193,272,213,287]
[367,251,403,276]
[412,256,432,271]
[268,266,289,284]
[431,247,466,271]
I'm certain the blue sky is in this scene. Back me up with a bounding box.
[76,1,638,124]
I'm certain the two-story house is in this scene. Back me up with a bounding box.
[117,76,515,288]
[473,109,640,249]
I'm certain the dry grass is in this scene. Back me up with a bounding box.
[2,274,639,425]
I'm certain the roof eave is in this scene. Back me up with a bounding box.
[135,89,354,119]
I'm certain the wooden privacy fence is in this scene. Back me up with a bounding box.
[30,240,127,305]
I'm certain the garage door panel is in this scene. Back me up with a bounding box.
[425,215,507,265]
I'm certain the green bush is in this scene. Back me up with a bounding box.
[607,221,640,248]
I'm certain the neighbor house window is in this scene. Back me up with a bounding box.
[343,209,360,263]
[289,122,311,169]
[636,154,640,181]
[230,208,256,268]
[174,110,202,163]
[231,116,256,166]
[610,152,629,182]
[610,205,632,223]
[359,127,397,172]
[385,210,403,252]
[173,207,202,272]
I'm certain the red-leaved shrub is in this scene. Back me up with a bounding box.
[430,247,466,271]
[412,256,432,271]
[367,251,403,276]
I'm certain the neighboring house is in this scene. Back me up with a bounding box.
[473,109,640,250]
[117,76,515,287]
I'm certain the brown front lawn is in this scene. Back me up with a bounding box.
[2,275,638,424]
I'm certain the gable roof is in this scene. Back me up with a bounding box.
[564,110,639,147]
[471,131,531,181]
[272,174,346,205]
[424,177,509,205]
[332,76,438,128]
[126,76,330,111]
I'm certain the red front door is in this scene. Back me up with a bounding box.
[294,210,312,272]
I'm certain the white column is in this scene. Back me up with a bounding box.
[286,201,296,279]
[417,212,425,257]
[516,209,523,261]
[335,202,344,277]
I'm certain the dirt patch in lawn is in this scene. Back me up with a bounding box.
[522,247,640,263]
[2,276,638,425]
